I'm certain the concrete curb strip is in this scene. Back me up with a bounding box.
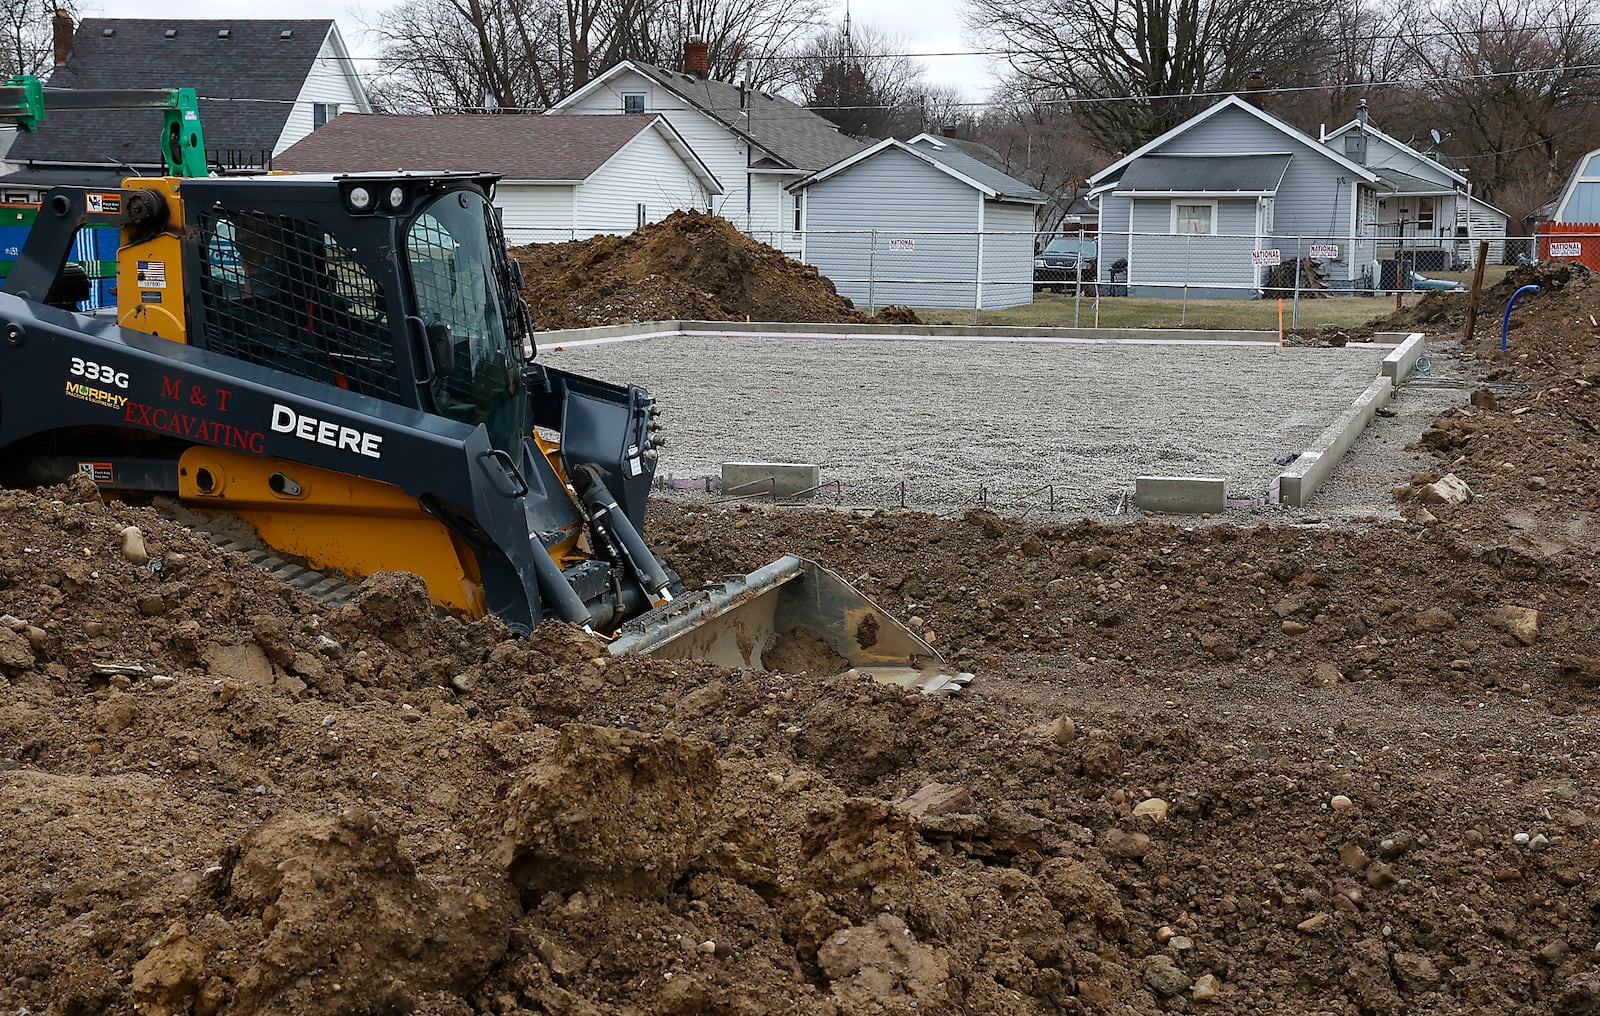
[1277,376,1395,507]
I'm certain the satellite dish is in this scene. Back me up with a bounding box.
[1430,128,1442,145]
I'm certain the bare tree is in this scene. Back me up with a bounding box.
[774,20,925,137]
[1398,0,1600,217]
[366,0,828,113]
[963,0,1344,153]
[969,80,1103,228]
[1,1,73,79]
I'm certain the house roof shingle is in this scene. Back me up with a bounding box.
[1116,154,1293,194]
[274,113,706,186]
[7,18,337,169]
[625,63,866,171]
[909,136,1049,202]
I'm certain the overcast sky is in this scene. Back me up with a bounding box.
[78,0,999,100]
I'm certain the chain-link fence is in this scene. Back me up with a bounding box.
[505,223,1580,321]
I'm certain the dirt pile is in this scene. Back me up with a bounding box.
[7,280,1600,1013]
[1375,259,1594,342]
[511,210,920,329]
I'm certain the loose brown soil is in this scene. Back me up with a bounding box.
[6,263,1600,1015]
[511,211,920,329]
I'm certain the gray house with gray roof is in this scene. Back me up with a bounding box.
[1089,95,1385,298]
[790,133,1048,310]
[548,55,866,253]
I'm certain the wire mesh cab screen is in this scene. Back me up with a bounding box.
[196,209,400,402]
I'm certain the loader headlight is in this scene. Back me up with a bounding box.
[346,185,373,212]
[387,185,406,210]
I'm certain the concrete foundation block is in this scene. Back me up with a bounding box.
[1278,376,1394,507]
[1135,476,1227,515]
[721,461,821,499]
[1382,333,1426,384]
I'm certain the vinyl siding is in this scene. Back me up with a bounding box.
[1126,197,1258,291]
[559,68,791,240]
[981,200,1039,309]
[575,126,711,235]
[277,29,371,154]
[497,185,577,242]
[802,147,986,309]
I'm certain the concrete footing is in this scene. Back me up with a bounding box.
[1135,476,1227,515]
[1277,376,1394,507]
[1381,333,1426,384]
[721,462,820,499]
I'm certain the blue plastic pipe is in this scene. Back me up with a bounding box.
[1502,285,1541,351]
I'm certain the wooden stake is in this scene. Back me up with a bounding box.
[1461,239,1490,341]
[1278,298,1285,346]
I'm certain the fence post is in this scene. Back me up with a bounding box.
[1292,235,1302,329]
[868,229,877,316]
[1073,226,1084,327]
[973,226,983,326]
[1181,234,1190,326]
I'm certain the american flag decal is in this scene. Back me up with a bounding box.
[136,261,168,289]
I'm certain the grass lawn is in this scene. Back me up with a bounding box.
[916,293,1404,331]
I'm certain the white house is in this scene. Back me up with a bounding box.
[790,134,1047,309]
[1321,110,1510,267]
[546,46,865,253]
[275,113,722,242]
[2,15,371,198]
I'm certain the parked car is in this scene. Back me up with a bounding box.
[1033,237,1098,293]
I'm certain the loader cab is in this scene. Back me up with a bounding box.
[177,171,531,454]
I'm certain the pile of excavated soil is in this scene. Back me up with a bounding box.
[1374,259,1594,343]
[7,277,1600,1014]
[511,210,920,330]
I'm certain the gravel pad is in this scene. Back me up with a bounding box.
[544,335,1397,517]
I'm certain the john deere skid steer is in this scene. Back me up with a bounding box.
[0,77,960,689]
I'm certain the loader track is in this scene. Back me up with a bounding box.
[154,498,361,606]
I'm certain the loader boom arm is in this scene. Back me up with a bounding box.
[0,75,207,177]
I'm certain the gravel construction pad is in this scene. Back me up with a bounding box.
[544,335,1400,517]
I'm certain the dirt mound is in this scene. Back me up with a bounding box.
[1374,259,1595,345]
[512,211,921,329]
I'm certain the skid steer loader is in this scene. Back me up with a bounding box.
[0,77,963,691]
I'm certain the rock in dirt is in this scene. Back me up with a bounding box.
[1143,955,1192,997]
[120,525,150,565]
[818,913,950,1011]
[1045,715,1078,744]
[1133,797,1169,822]
[1102,827,1153,859]
[1193,972,1222,1001]
[498,723,719,895]
[898,782,973,818]
[1420,473,1472,505]
[130,923,209,1016]
[1485,605,1541,645]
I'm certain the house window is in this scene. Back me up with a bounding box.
[313,102,340,129]
[1418,198,1435,231]
[622,93,646,115]
[637,203,647,228]
[793,195,802,232]
[1173,201,1216,235]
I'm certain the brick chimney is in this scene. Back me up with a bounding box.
[942,127,958,139]
[684,35,709,78]
[52,8,74,67]
[1243,70,1268,109]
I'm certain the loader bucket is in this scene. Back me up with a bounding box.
[608,555,970,693]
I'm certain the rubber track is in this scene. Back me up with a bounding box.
[154,499,360,606]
